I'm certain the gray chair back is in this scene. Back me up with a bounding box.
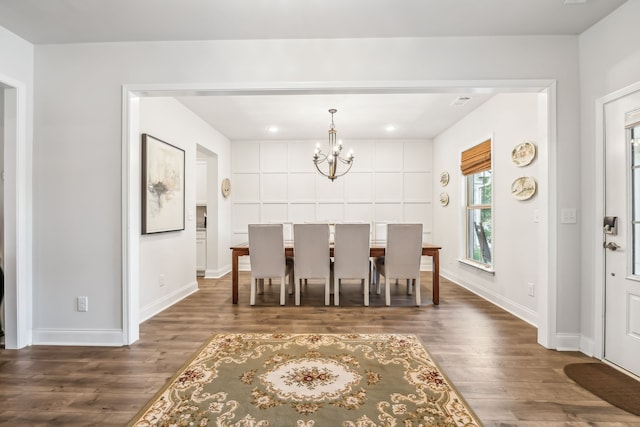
[293,223,331,305]
[385,223,423,279]
[333,223,371,306]
[248,224,286,278]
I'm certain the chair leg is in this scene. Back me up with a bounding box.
[375,269,381,295]
[334,277,340,306]
[407,279,413,295]
[280,277,286,306]
[364,276,370,307]
[294,277,301,306]
[415,277,421,306]
[324,278,330,306]
[258,279,264,294]
[384,276,391,306]
[250,277,257,306]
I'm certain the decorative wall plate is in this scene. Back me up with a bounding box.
[439,171,450,187]
[221,178,231,198]
[511,141,536,167]
[439,192,450,206]
[511,176,537,201]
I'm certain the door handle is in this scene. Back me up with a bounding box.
[604,241,621,251]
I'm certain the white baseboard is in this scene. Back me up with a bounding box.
[555,333,581,351]
[33,328,125,346]
[579,335,595,356]
[32,281,199,346]
[441,269,538,327]
[139,280,199,323]
[204,266,231,279]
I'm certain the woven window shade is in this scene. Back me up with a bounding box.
[461,139,492,176]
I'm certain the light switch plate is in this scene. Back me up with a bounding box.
[560,208,577,224]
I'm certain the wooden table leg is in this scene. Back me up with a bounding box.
[433,250,439,305]
[232,250,239,304]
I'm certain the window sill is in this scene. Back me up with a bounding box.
[458,258,495,275]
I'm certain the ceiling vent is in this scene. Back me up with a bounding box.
[451,96,472,106]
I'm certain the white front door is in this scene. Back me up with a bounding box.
[604,89,640,377]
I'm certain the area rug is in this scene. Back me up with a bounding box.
[129,333,482,426]
[564,362,640,416]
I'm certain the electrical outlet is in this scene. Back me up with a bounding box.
[159,274,165,287]
[77,296,88,312]
[528,282,535,297]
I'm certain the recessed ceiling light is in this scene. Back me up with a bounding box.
[267,126,279,133]
[563,0,588,4]
[385,125,396,132]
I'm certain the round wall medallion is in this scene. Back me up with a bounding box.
[511,141,536,167]
[439,192,450,206]
[221,178,231,198]
[439,171,450,187]
[511,176,536,201]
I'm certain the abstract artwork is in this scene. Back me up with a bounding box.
[142,133,185,234]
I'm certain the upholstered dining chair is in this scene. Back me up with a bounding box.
[248,224,294,306]
[333,223,371,306]
[293,223,331,306]
[374,223,423,306]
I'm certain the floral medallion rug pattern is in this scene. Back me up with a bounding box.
[129,333,482,427]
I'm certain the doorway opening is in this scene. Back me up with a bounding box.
[0,76,32,350]
[122,80,557,348]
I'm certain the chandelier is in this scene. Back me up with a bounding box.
[313,109,354,181]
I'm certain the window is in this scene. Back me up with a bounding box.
[461,139,492,267]
[630,123,640,274]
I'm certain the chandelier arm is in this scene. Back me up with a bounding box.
[336,156,354,165]
[330,161,354,178]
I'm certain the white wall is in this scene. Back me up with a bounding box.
[30,35,580,345]
[578,0,640,353]
[433,93,542,325]
[231,139,433,267]
[138,97,230,322]
[0,26,33,348]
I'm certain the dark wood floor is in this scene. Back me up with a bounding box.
[1,273,639,426]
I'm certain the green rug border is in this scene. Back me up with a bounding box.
[127,333,218,427]
[127,332,483,426]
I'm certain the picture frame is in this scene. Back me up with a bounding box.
[141,133,185,234]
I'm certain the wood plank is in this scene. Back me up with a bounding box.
[0,273,638,425]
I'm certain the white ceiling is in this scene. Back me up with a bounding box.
[176,93,495,140]
[0,0,626,141]
[0,0,626,44]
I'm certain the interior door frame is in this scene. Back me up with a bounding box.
[594,80,640,359]
[122,79,557,348]
[1,73,32,349]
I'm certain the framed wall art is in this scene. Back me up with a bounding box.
[141,133,185,234]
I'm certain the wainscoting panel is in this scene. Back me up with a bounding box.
[231,139,433,247]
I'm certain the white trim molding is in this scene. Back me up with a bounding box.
[122,79,558,347]
[441,270,538,327]
[33,329,125,347]
[1,73,32,350]
[139,281,199,323]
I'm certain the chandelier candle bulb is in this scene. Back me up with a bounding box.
[313,108,355,181]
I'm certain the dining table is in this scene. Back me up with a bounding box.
[229,241,441,305]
